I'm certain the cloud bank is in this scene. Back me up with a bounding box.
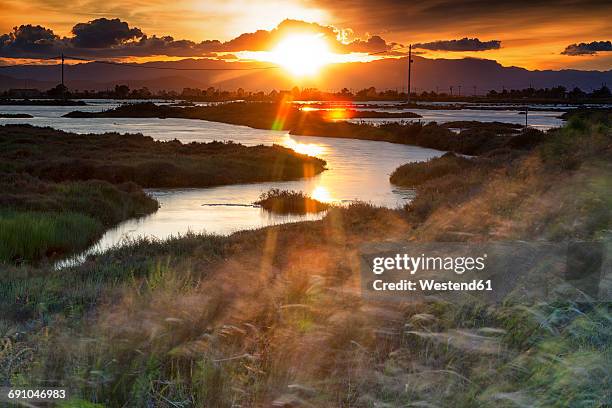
[562,40,611,55]
[0,18,396,59]
[414,37,501,52]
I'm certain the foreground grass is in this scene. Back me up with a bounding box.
[0,113,610,406]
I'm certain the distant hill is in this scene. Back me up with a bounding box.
[1,56,610,93]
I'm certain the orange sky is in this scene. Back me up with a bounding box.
[0,0,610,70]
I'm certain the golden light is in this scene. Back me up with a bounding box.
[282,135,325,156]
[269,34,332,76]
[325,108,351,121]
[311,186,332,203]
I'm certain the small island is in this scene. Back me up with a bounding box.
[255,189,330,214]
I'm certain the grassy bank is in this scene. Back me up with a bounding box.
[64,102,537,155]
[0,174,158,263]
[0,210,102,263]
[0,124,326,188]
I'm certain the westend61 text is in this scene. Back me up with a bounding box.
[372,279,493,291]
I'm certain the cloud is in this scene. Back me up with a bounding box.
[0,24,68,58]
[342,35,398,53]
[222,19,338,51]
[0,18,397,59]
[414,37,501,52]
[0,20,223,58]
[71,18,143,48]
[561,40,611,55]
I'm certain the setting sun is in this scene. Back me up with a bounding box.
[269,34,332,76]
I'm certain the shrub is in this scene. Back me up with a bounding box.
[255,189,330,214]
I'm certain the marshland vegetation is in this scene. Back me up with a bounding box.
[0,110,609,406]
[0,124,325,262]
[255,189,330,214]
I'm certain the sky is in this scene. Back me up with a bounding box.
[0,0,611,71]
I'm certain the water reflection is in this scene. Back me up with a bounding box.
[55,131,442,265]
[311,185,333,203]
[281,135,326,156]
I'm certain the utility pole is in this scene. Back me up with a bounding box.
[407,44,413,104]
[61,52,66,100]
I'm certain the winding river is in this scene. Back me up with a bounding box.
[0,100,567,259]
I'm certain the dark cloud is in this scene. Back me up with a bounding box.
[71,18,144,48]
[561,40,611,55]
[0,24,68,58]
[0,20,222,58]
[216,53,238,60]
[342,35,398,53]
[414,37,501,52]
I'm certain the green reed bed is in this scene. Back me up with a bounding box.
[0,211,102,263]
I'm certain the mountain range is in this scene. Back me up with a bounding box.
[1,56,610,93]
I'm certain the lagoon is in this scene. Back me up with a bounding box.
[0,100,568,258]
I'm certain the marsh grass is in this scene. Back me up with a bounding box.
[0,211,102,263]
[0,175,159,263]
[390,153,475,187]
[0,124,326,188]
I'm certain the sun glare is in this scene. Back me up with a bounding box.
[270,34,332,76]
[311,186,332,203]
[282,135,325,156]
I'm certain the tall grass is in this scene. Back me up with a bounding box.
[0,211,102,263]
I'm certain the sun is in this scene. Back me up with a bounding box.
[270,34,332,76]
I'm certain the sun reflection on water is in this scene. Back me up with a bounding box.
[311,185,333,203]
[282,135,325,156]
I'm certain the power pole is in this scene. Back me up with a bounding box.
[61,52,66,100]
[407,44,413,104]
